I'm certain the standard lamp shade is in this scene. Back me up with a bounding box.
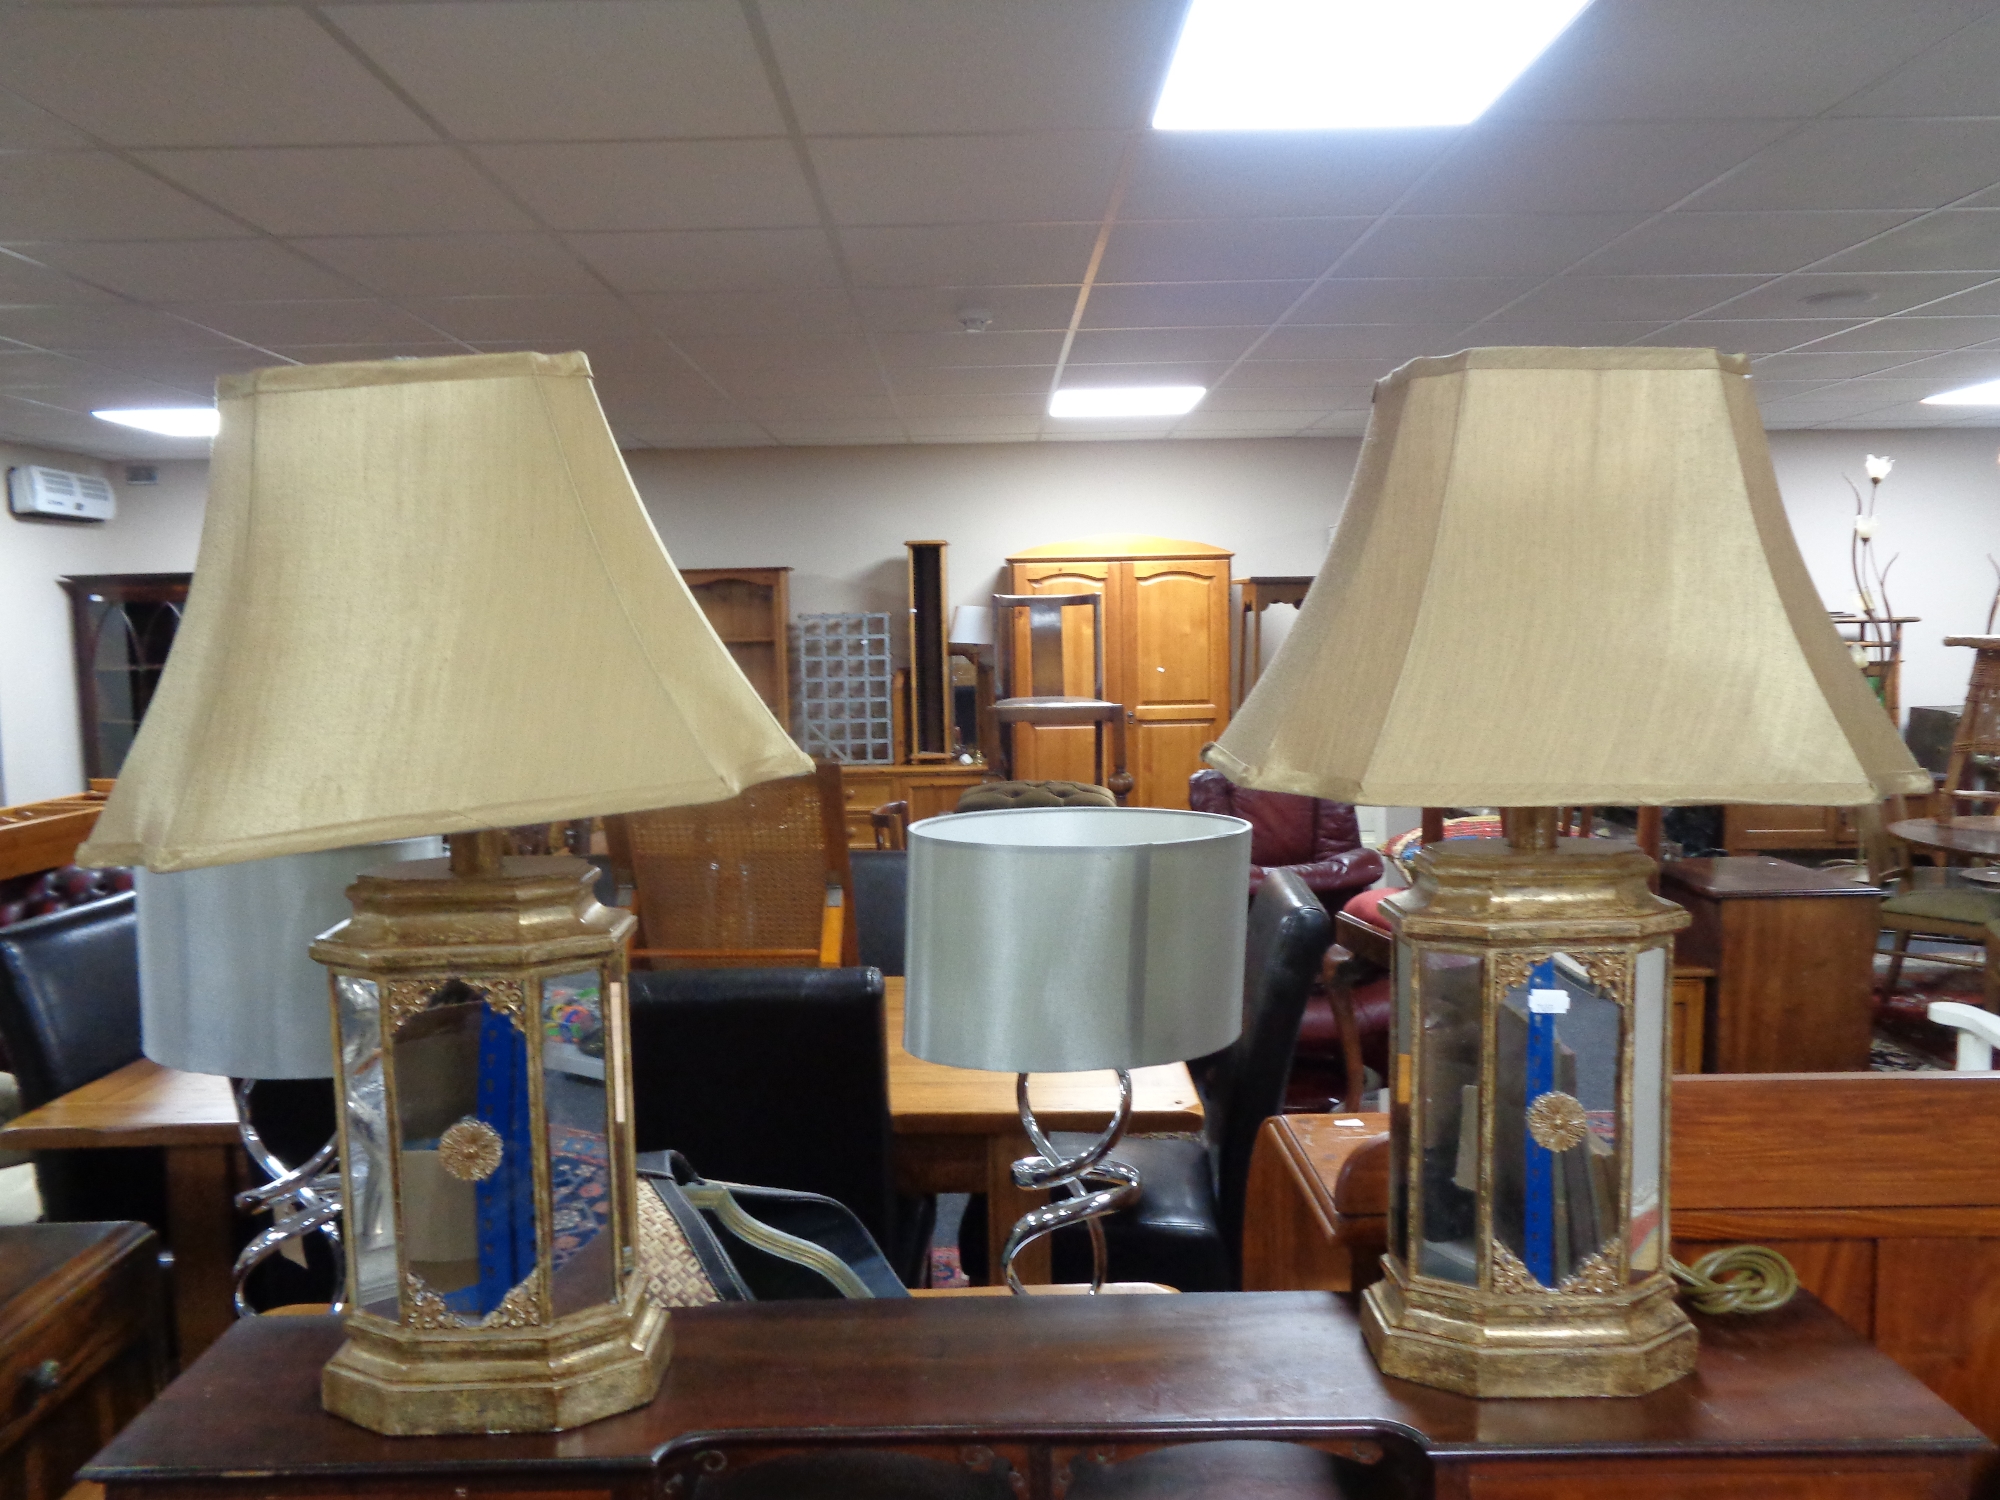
[904,807,1251,1074]
[137,839,441,1078]
[1207,347,1929,809]
[79,351,811,873]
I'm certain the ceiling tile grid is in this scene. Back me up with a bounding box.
[4,0,2000,458]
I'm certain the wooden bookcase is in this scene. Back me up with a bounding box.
[680,568,790,728]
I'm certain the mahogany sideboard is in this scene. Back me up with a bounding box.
[85,1291,1989,1500]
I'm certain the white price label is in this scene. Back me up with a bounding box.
[1529,988,1570,1014]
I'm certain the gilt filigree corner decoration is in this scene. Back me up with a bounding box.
[1558,1247,1623,1297]
[437,1117,504,1183]
[1492,952,1544,995]
[1490,1239,1540,1295]
[482,1276,542,1329]
[1526,1090,1590,1152]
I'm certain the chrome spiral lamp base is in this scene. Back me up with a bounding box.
[1001,1071,1141,1295]
[230,1077,345,1317]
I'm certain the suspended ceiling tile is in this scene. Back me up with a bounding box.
[1254,325,1475,361]
[25,239,361,303]
[567,229,842,294]
[1470,320,1669,347]
[0,152,246,239]
[165,299,448,348]
[1052,359,1230,388]
[474,140,816,232]
[855,286,1078,337]
[291,234,605,297]
[0,7,434,147]
[83,346,300,391]
[764,420,909,446]
[624,421,777,449]
[1797,315,2000,352]
[396,294,652,345]
[633,288,865,342]
[261,343,468,367]
[1496,275,1767,323]
[873,329,1066,369]
[1859,349,2000,380]
[0,349,97,386]
[1097,219,1370,284]
[140,146,534,236]
[1284,278,1537,326]
[1704,271,1997,321]
[1169,408,1324,436]
[905,419,1041,443]
[809,134,1125,227]
[1689,119,2000,212]
[881,363,1057,395]
[0,250,116,304]
[1491,0,1986,121]
[1405,120,1791,216]
[763,0,1179,135]
[1749,350,1935,380]
[1915,281,2000,316]
[1583,210,1919,275]
[324,0,783,141]
[839,222,1098,289]
[1064,326,1260,364]
[0,303,234,351]
[1334,215,1648,280]
[1082,281,1308,330]
[1225,358,1402,389]
[0,89,90,150]
[1122,133,1454,221]
[1817,211,2000,274]
[1630,318,1865,353]
[892,391,1047,418]
[1832,8,2000,116]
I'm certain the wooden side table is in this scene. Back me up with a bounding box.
[85,1292,1990,1499]
[0,1222,169,1500]
[1660,856,1881,1072]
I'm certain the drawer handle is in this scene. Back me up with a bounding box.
[26,1360,58,1395]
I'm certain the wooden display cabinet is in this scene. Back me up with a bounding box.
[1005,535,1232,809]
[838,762,990,848]
[58,574,190,782]
[680,568,790,727]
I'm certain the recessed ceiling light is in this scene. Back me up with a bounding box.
[92,407,220,437]
[1048,386,1206,419]
[1799,287,1876,307]
[1152,0,1595,130]
[1922,380,2000,406]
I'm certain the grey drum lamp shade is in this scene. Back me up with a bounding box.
[904,807,1252,1074]
[78,351,811,874]
[1206,347,1930,810]
[137,840,441,1078]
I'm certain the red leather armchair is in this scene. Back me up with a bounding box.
[1187,769,1382,914]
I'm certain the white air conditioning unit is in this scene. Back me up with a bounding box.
[7,465,116,523]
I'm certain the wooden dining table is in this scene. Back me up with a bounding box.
[0,975,1202,1358]
[1889,815,2000,863]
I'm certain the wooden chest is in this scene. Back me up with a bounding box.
[0,1222,168,1500]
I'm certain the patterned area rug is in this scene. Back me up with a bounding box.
[1872,950,1974,1071]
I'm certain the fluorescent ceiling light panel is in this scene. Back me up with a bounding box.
[1153,0,1595,130]
[1922,380,2000,406]
[92,407,220,437]
[1048,386,1206,419]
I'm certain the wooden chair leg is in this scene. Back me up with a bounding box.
[1322,946,1365,1114]
[1986,928,2000,1013]
[1884,929,1911,996]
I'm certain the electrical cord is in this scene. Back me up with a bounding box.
[1670,1245,1798,1315]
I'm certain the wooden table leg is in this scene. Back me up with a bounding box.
[986,1130,1050,1285]
[164,1145,236,1364]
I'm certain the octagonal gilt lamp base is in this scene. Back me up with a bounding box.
[313,842,672,1435]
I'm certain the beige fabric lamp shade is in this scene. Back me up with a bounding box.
[80,351,811,872]
[1207,346,1929,809]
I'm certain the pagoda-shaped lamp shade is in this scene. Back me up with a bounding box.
[1208,347,1929,1399]
[80,351,811,1435]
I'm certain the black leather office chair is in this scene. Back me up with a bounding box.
[627,965,934,1288]
[1043,868,1335,1290]
[848,850,907,977]
[0,893,167,1230]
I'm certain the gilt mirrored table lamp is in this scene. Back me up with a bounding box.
[80,350,811,1435]
[1208,346,1929,1398]
[137,840,441,1314]
[903,805,1250,1291]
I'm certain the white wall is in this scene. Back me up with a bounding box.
[1767,429,2000,716]
[3,426,1995,806]
[625,438,1354,622]
[0,448,206,804]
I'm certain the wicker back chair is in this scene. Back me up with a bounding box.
[607,762,857,970]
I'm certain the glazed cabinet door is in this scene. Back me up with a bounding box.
[1122,559,1231,809]
[1006,561,1113,787]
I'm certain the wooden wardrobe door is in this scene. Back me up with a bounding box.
[1007,561,1113,786]
[1124,558,1231,809]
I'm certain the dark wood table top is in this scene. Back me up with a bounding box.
[85,1291,1987,1484]
[1660,855,1880,900]
[1889,816,2000,860]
